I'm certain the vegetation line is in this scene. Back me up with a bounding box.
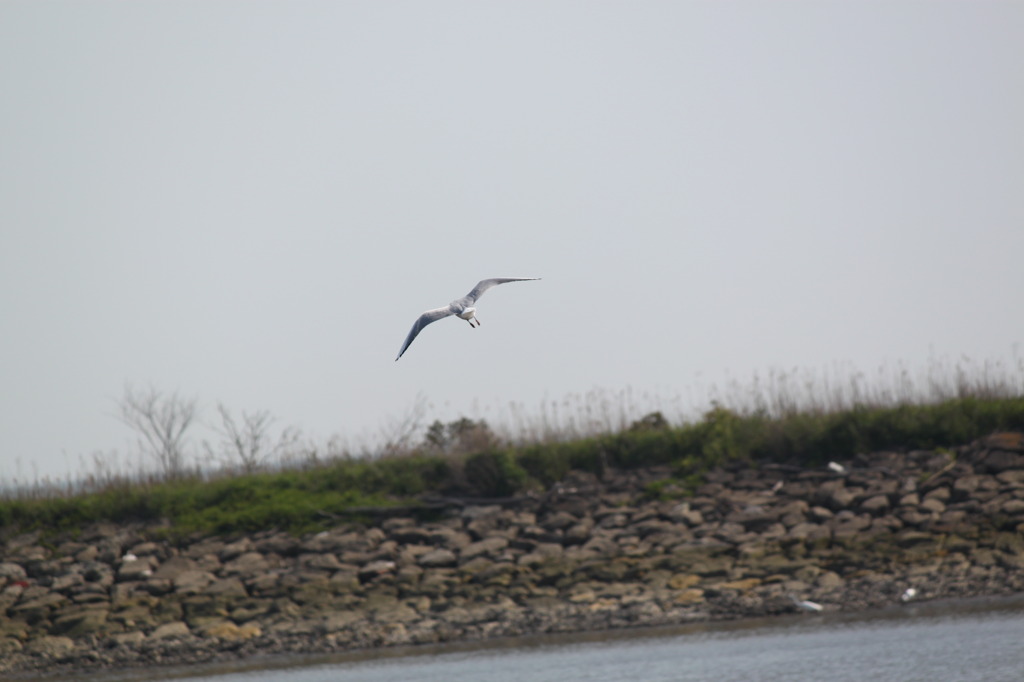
[2,388,1023,538]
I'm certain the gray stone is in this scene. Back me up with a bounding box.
[69,582,111,603]
[460,537,509,561]
[398,544,435,565]
[540,511,579,531]
[0,562,28,581]
[731,509,781,532]
[786,522,829,542]
[860,495,890,514]
[714,522,747,543]
[83,563,115,585]
[952,476,983,500]
[9,592,68,623]
[127,541,163,558]
[1002,499,1024,515]
[255,533,302,556]
[808,506,834,522]
[151,556,198,581]
[560,517,593,545]
[389,527,434,545]
[668,503,705,527]
[184,539,226,559]
[0,637,23,654]
[996,470,1024,486]
[980,450,1024,473]
[108,630,146,647]
[923,486,951,502]
[49,571,85,592]
[246,571,282,594]
[816,572,843,589]
[518,542,564,565]
[173,570,217,595]
[320,610,361,633]
[140,578,174,596]
[939,510,968,526]
[418,549,457,568]
[23,635,75,657]
[222,551,271,576]
[431,528,472,550]
[219,538,254,561]
[778,500,809,527]
[896,531,935,547]
[898,493,921,506]
[49,606,109,637]
[520,525,563,543]
[149,621,191,640]
[299,553,343,572]
[204,577,248,598]
[74,545,99,562]
[371,601,419,623]
[898,508,931,526]
[358,560,396,581]
[12,545,48,563]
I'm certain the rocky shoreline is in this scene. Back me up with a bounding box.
[3,432,1024,678]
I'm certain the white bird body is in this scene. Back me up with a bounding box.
[395,277,540,360]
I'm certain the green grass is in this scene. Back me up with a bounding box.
[0,458,452,538]
[3,394,1022,539]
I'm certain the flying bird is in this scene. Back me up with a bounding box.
[395,277,540,360]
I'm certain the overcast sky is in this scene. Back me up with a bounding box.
[2,1,1022,484]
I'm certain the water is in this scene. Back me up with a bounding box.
[92,597,1024,682]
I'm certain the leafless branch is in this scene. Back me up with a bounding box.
[118,384,197,478]
[379,393,429,457]
[206,403,301,473]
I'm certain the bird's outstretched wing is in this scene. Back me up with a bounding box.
[464,277,540,304]
[395,306,454,360]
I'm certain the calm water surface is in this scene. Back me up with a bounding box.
[94,597,1024,682]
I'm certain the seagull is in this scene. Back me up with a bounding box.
[900,587,918,602]
[395,277,540,360]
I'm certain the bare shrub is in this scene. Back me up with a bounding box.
[378,393,429,457]
[205,404,302,473]
[118,385,197,478]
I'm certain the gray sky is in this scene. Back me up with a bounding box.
[2,1,1022,484]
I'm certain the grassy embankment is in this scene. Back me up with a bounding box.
[3,387,1023,539]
